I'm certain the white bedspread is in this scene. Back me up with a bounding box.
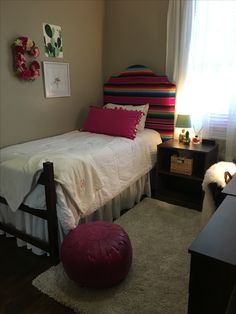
[0,129,161,232]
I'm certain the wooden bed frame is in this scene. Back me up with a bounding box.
[0,162,59,265]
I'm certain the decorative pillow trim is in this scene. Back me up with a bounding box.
[104,103,149,132]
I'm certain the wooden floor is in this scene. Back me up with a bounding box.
[0,235,74,314]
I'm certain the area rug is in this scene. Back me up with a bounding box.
[32,198,201,314]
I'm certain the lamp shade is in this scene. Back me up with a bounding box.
[175,114,191,128]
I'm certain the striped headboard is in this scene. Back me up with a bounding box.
[104,65,176,141]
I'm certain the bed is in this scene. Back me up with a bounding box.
[0,65,176,264]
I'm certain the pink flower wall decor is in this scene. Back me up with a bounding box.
[13,36,40,81]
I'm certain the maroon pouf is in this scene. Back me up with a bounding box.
[61,221,132,288]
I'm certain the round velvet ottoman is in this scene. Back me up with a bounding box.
[61,221,132,288]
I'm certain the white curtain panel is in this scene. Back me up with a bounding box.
[166,0,195,140]
[166,0,195,113]
[166,0,236,161]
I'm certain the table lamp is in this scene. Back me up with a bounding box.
[175,114,192,144]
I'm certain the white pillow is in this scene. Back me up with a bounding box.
[104,103,149,131]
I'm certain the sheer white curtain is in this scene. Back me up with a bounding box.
[166,0,236,161]
[166,0,195,98]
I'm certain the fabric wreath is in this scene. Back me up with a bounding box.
[13,36,40,81]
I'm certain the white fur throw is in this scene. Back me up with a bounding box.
[201,161,236,226]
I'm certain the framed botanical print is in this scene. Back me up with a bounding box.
[43,62,70,98]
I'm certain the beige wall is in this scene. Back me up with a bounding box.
[103,0,168,80]
[0,0,104,148]
[0,0,169,148]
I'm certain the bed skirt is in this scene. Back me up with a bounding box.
[0,173,151,255]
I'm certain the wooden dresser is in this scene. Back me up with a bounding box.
[188,176,236,314]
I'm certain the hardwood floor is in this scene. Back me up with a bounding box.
[0,235,74,314]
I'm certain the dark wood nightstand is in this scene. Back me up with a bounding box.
[155,139,218,210]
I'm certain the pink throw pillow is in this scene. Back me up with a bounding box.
[82,106,142,139]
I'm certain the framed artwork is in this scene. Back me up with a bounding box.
[43,23,63,58]
[43,62,70,98]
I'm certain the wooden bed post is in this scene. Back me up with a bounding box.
[43,162,59,265]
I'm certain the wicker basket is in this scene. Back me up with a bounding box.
[170,155,193,176]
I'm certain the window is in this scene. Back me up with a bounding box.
[180,1,236,140]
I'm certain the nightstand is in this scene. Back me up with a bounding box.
[155,139,218,210]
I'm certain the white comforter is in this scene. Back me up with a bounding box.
[0,129,161,232]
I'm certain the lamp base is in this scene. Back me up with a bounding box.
[179,133,184,142]
[178,129,186,142]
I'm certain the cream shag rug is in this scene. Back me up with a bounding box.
[32,198,201,314]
